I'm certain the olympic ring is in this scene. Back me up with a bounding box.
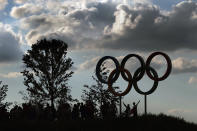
[133,67,158,95]
[108,68,132,96]
[96,56,120,84]
[121,54,145,81]
[95,52,171,96]
[146,52,172,81]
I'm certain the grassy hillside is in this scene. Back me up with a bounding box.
[0,114,196,131]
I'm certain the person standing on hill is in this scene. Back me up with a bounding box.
[130,100,140,118]
[123,103,131,117]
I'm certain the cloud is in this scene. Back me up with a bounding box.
[12,1,197,52]
[0,23,23,62]
[167,108,192,116]
[0,0,8,10]
[0,72,22,78]
[172,57,197,74]
[167,108,197,123]
[21,14,80,47]
[77,53,162,73]
[78,56,100,71]
[188,76,197,84]
[93,1,197,51]
[17,1,117,47]
[14,0,27,4]
[77,56,124,72]
[10,3,43,19]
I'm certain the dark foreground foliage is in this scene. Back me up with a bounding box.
[0,114,197,131]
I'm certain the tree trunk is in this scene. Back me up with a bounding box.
[51,97,54,109]
[51,94,55,120]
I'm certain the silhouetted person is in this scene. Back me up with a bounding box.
[44,103,54,121]
[109,101,117,119]
[123,103,130,117]
[80,103,85,120]
[72,104,80,120]
[10,105,23,120]
[100,101,109,119]
[22,103,36,120]
[0,105,9,120]
[57,102,65,120]
[130,100,140,118]
[35,103,45,120]
[66,103,72,120]
[57,102,71,120]
[85,100,95,120]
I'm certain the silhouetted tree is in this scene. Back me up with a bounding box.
[82,62,119,117]
[21,39,74,109]
[0,81,8,104]
[0,81,10,107]
[0,81,10,120]
[19,90,46,107]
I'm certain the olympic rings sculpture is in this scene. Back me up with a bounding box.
[96,52,172,96]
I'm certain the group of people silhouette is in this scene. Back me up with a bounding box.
[0,100,140,121]
[123,100,140,118]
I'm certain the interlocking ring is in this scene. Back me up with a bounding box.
[133,67,158,95]
[121,54,145,81]
[95,52,172,96]
[146,52,172,81]
[96,56,120,84]
[108,68,132,96]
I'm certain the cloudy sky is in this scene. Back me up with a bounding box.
[0,0,197,123]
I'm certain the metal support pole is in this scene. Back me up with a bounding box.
[119,96,122,116]
[144,95,147,115]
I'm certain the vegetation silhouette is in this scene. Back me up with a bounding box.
[0,114,197,131]
[82,62,120,119]
[0,38,196,130]
[0,81,10,107]
[21,39,74,111]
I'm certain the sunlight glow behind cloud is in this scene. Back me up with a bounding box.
[0,72,22,78]
[0,0,8,10]
[8,1,197,52]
